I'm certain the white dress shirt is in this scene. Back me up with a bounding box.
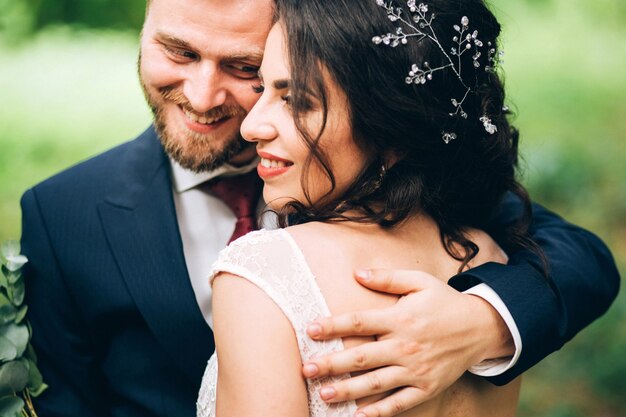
[169,160,521,376]
[170,158,264,330]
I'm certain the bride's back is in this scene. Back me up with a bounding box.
[287,218,521,417]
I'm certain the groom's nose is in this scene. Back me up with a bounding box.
[183,63,227,113]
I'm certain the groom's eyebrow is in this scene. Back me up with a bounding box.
[223,51,264,64]
[155,31,263,63]
[156,32,193,50]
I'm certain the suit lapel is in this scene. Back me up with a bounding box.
[98,127,214,384]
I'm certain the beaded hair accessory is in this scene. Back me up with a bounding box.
[372,0,503,143]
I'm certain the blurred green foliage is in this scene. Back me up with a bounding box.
[0,0,144,41]
[0,0,623,416]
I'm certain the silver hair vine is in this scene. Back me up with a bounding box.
[372,0,503,143]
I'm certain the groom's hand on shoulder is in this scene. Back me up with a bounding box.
[301,269,514,417]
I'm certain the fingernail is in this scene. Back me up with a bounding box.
[320,386,336,401]
[355,269,372,281]
[307,323,322,338]
[355,413,367,417]
[303,363,319,377]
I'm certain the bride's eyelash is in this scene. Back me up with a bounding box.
[251,82,292,105]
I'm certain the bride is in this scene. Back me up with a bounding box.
[198,0,538,415]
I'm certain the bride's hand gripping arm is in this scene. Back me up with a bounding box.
[301,270,509,417]
[212,272,309,417]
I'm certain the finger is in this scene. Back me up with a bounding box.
[307,309,390,340]
[355,386,429,417]
[354,269,440,295]
[317,366,409,403]
[303,339,400,378]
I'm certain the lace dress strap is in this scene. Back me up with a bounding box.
[208,229,357,417]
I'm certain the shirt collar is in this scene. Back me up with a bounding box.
[169,157,260,193]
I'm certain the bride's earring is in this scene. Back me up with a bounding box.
[373,163,387,190]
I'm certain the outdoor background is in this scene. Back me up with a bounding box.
[0,0,624,415]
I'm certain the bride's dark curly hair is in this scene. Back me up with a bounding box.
[274,0,546,272]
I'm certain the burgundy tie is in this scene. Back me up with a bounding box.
[205,170,263,244]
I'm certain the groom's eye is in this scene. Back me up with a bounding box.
[163,44,199,62]
[225,63,260,80]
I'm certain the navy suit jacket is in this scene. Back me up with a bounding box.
[21,126,619,416]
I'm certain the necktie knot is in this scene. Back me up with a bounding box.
[204,170,262,243]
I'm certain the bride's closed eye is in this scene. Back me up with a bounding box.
[251,83,291,105]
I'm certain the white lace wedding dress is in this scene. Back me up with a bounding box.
[196,229,358,417]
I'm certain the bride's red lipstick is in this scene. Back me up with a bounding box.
[257,151,293,179]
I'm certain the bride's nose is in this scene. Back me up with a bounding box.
[241,102,278,143]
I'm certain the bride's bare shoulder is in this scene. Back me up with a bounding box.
[284,222,349,257]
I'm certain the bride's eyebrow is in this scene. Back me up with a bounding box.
[273,79,290,89]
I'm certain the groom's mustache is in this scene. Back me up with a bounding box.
[159,86,247,120]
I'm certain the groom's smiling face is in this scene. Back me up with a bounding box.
[139,0,274,172]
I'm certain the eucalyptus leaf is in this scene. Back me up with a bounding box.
[23,344,36,363]
[0,267,9,290]
[0,294,10,308]
[0,242,20,259]
[0,338,17,362]
[3,256,27,274]
[4,287,11,307]
[5,270,20,286]
[9,280,24,307]
[29,382,48,398]
[25,359,43,391]
[0,394,25,417]
[0,242,27,274]
[22,358,48,396]
[14,307,27,325]
[0,361,29,396]
[0,306,17,326]
[17,359,29,372]
[0,324,28,358]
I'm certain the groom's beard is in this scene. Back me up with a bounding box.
[139,71,250,173]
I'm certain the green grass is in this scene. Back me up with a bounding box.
[0,1,624,415]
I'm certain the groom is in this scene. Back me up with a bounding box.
[21,0,619,416]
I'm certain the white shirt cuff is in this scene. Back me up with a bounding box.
[463,283,522,377]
